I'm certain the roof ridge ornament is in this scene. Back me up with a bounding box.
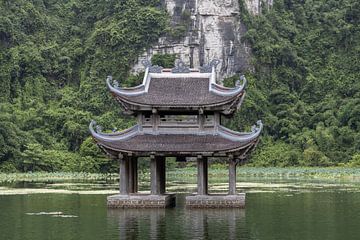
[251,120,263,133]
[141,59,163,73]
[236,75,246,88]
[172,59,190,73]
[106,76,120,89]
[200,59,221,73]
[90,120,103,134]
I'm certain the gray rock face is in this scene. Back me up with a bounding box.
[132,0,272,80]
[245,0,273,15]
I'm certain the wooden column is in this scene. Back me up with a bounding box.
[119,156,129,195]
[197,156,208,195]
[151,156,166,195]
[229,158,237,195]
[128,157,138,193]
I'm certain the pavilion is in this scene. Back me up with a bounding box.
[89,59,262,208]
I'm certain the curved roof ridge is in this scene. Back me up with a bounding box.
[210,75,247,97]
[217,120,263,142]
[89,120,140,141]
[106,76,146,97]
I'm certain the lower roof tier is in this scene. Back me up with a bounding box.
[89,121,262,158]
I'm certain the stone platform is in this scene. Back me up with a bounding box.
[107,194,176,208]
[185,194,245,208]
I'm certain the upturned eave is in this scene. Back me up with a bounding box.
[89,120,263,158]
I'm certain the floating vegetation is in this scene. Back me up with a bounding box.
[0,172,117,184]
[1,168,360,196]
[168,167,360,181]
[2,168,360,185]
[0,188,118,195]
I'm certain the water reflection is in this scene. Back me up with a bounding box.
[107,201,251,240]
[108,209,165,240]
[184,208,247,240]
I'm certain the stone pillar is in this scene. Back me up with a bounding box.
[119,156,129,195]
[128,157,138,193]
[229,158,237,195]
[159,157,166,194]
[197,156,208,195]
[151,156,166,195]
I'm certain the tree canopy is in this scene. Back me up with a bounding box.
[0,0,359,172]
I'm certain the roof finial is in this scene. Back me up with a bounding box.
[113,80,119,89]
[251,120,263,133]
[200,59,221,73]
[172,59,190,73]
[236,75,247,88]
[96,124,103,133]
[141,59,163,73]
[141,60,152,68]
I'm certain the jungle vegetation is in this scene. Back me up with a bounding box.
[0,0,359,172]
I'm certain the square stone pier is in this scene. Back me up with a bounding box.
[185,156,245,208]
[107,155,176,208]
[107,194,176,208]
[107,155,245,208]
[186,194,245,208]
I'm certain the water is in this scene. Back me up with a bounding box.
[1,180,360,240]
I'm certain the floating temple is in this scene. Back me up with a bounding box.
[90,59,262,208]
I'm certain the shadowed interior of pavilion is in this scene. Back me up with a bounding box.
[90,59,262,208]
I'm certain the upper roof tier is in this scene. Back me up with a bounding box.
[107,59,246,115]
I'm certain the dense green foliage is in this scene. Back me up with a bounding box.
[0,0,359,172]
[231,0,360,166]
[151,53,176,68]
[0,0,167,172]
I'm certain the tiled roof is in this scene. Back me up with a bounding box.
[89,121,263,155]
[120,78,238,106]
[96,133,254,153]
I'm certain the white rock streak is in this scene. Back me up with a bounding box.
[132,0,260,81]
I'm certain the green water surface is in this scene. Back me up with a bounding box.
[1,179,360,240]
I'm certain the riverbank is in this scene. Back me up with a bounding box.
[1,167,360,183]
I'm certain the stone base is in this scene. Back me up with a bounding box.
[185,194,245,208]
[107,194,176,208]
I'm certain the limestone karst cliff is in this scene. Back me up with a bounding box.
[132,0,272,80]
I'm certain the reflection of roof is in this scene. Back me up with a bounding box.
[107,72,246,112]
[89,121,262,157]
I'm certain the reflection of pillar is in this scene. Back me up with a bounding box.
[184,209,245,239]
[119,156,129,195]
[192,210,206,239]
[197,156,208,195]
[151,156,166,195]
[107,209,166,240]
[229,158,237,195]
[228,208,237,239]
[150,209,161,239]
[128,157,138,193]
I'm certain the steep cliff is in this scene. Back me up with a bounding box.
[132,0,270,80]
[245,0,273,15]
